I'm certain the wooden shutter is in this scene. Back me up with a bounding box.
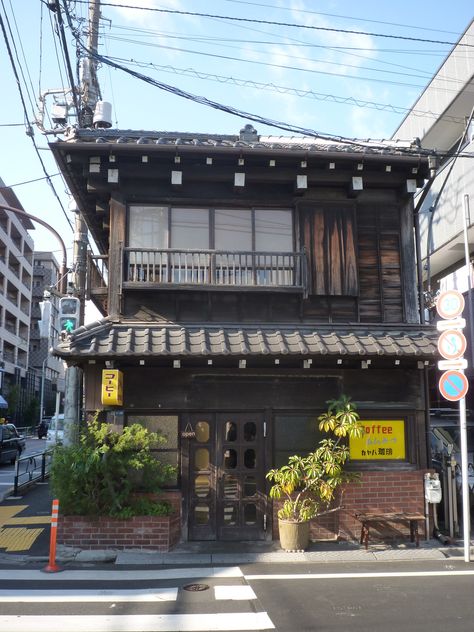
[303,207,358,296]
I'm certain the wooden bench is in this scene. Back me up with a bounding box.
[356,512,425,549]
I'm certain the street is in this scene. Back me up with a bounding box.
[0,437,47,500]
[1,559,474,631]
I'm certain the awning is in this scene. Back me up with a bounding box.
[0,395,8,409]
[54,318,438,361]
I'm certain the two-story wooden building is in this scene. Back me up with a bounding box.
[51,125,437,544]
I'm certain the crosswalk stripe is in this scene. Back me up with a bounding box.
[0,566,243,581]
[0,587,179,602]
[0,612,275,631]
[214,585,257,600]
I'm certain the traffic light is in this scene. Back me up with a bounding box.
[59,296,80,335]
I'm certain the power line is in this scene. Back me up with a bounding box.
[112,58,464,124]
[83,48,438,154]
[104,32,465,88]
[219,0,468,37]
[102,41,453,91]
[0,173,61,189]
[74,1,474,49]
[0,9,73,231]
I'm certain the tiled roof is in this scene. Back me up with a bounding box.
[62,128,429,158]
[55,320,438,360]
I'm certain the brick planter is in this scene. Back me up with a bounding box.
[57,491,182,551]
[272,470,428,543]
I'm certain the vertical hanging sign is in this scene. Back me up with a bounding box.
[436,290,468,400]
[101,369,123,406]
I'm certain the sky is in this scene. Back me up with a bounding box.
[0,0,473,269]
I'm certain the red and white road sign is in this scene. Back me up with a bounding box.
[439,370,469,402]
[436,290,465,320]
[437,329,467,360]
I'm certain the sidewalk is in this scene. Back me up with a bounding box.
[0,481,472,566]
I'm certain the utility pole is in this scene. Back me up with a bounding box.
[81,0,101,126]
[62,0,101,445]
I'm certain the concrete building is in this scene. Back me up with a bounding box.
[30,251,65,418]
[392,19,474,539]
[0,178,35,422]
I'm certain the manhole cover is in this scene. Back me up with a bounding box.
[182,583,210,592]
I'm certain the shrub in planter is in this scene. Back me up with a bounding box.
[266,396,363,550]
[50,415,176,517]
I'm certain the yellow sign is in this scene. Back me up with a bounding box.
[101,369,123,406]
[350,420,405,460]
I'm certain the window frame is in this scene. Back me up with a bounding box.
[127,205,295,253]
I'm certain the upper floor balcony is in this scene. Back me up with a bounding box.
[87,247,307,309]
[123,247,306,292]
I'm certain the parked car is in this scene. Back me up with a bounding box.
[36,417,50,439]
[46,414,64,449]
[0,423,25,465]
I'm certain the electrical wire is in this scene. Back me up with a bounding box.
[104,23,455,82]
[219,0,468,37]
[0,173,61,189]
[73,1,474,49]
[0,9,73,231]
[103,36,467,91]
[111,59,464,125]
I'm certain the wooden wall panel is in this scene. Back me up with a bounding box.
[304,207,358,297]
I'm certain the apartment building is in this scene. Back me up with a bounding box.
[30,251,65,417]
[0,178,34,421]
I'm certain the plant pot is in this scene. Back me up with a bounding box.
[278,519,310,552]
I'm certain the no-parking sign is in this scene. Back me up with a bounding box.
[439,370,469,402]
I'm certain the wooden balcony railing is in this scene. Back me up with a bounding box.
[123,248,306,292]
[86,253,108,298]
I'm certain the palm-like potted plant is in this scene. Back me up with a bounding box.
[266,396,363,551]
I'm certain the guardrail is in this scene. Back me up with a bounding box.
[13,449,52,496]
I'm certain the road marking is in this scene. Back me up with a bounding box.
[0,587,179,602]
[0,527,44,552]
[0,567,244,581]
[214,585,256,600]
[0,506,51,524]
[0,612,275,631]
[246,570,474,580]
[0,505,49,551]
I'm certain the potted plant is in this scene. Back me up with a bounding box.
[266,396,363,551]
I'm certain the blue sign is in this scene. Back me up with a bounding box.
[439,370,469,402]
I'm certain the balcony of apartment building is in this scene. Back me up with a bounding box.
[23,242,33,267]
[10,224,22,254]
[18,323,29,348]
[6,281,18,308]
[8,253,20,280]
[0,208,8,235]
[19,295,30,318]
[21,268,32,291]
[2,342,15,365]
[17,349,27,369]
[4,311,17,336]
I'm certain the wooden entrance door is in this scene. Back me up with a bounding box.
[187,412,267,541]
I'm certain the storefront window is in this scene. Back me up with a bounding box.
[128,415,178,486]
[274,414,325,468]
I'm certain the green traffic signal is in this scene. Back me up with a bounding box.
[64,319,75,333]
[60,317,77,333]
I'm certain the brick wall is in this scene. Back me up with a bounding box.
[57,491,182,551]
[272,470,427,543]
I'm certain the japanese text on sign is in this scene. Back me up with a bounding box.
[101,369,123,406]
[349,420,406,460]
